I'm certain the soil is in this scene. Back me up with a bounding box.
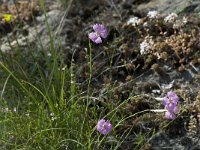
[0,0,200,149]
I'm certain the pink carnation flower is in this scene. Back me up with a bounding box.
[162,91,179,120]
[97,119,112,135]
[89,24,108,44]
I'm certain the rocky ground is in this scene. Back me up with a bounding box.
[0,0,200,149]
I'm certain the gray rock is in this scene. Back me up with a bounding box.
[137,0,200,15]
[0,1,65,52]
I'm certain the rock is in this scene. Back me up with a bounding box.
[0,1,64,52]
[1,36,31,52]
[137,0,200,15]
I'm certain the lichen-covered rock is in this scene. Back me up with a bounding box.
[137,0,200,15]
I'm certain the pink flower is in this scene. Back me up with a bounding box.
[97,119,112,135]
[162,91,179,112]
[89,24,108,44]
[162,91,179,120]
[165,111,176,120]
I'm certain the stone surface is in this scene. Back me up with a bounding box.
[0,1,63,52]
[137,0,200,15]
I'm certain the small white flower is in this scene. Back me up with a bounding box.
[140,41,151,55]
[140,37,154,55]
[143,22,148,27]
[173,17,188,28]
[147,11,159,19]
[164,13,178,23]
[47,52,52,57]
[182,16,188,24]
[13,107,17,112]
[50,113,54,117]
[51,116,57,121]
[154,52,162,59]
[50,113,57,121]
[61,66,66,71]
[127,17,141,26]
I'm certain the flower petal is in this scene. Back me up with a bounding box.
[89,32,98,43]
[172,95,179,104]
[165,111,176,120]
[167,91,176,97]
[95,36,102,44]
[167,91,179,104]
[99,30,108,39]
[93,24,102,33]
[162,97,169,106]
[173,106,179,114]
[93,24,108,39]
